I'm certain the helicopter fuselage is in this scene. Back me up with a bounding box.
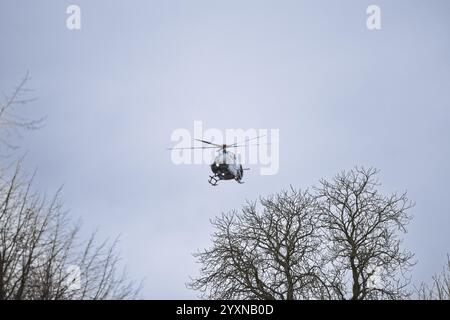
[208,150,244,186]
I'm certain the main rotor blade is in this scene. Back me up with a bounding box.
[228,143,271,148]
[228,135,266,147]
[167,146,218,150]
[195,139,223,147]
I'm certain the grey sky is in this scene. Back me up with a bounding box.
[1,0,449,298]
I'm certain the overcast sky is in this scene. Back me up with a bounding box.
[1,0,449,298]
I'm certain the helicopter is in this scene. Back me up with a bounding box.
[168,136,265,186]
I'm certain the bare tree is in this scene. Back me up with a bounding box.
[190,168,416,300]
[0,71,44,152]
[315,167,414,300]
[416,256,450,300]
[0,162,141,300]
[0,74,141,300]
[189,188,325,300]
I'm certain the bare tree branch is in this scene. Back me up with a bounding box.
[189,188,326,300]
[315,167,415,300]
[0,71,45,154]
[0,163,141,300]
[416,255,450,300]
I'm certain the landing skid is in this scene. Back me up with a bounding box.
[208,175,244,186]
[208,175,219,186]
